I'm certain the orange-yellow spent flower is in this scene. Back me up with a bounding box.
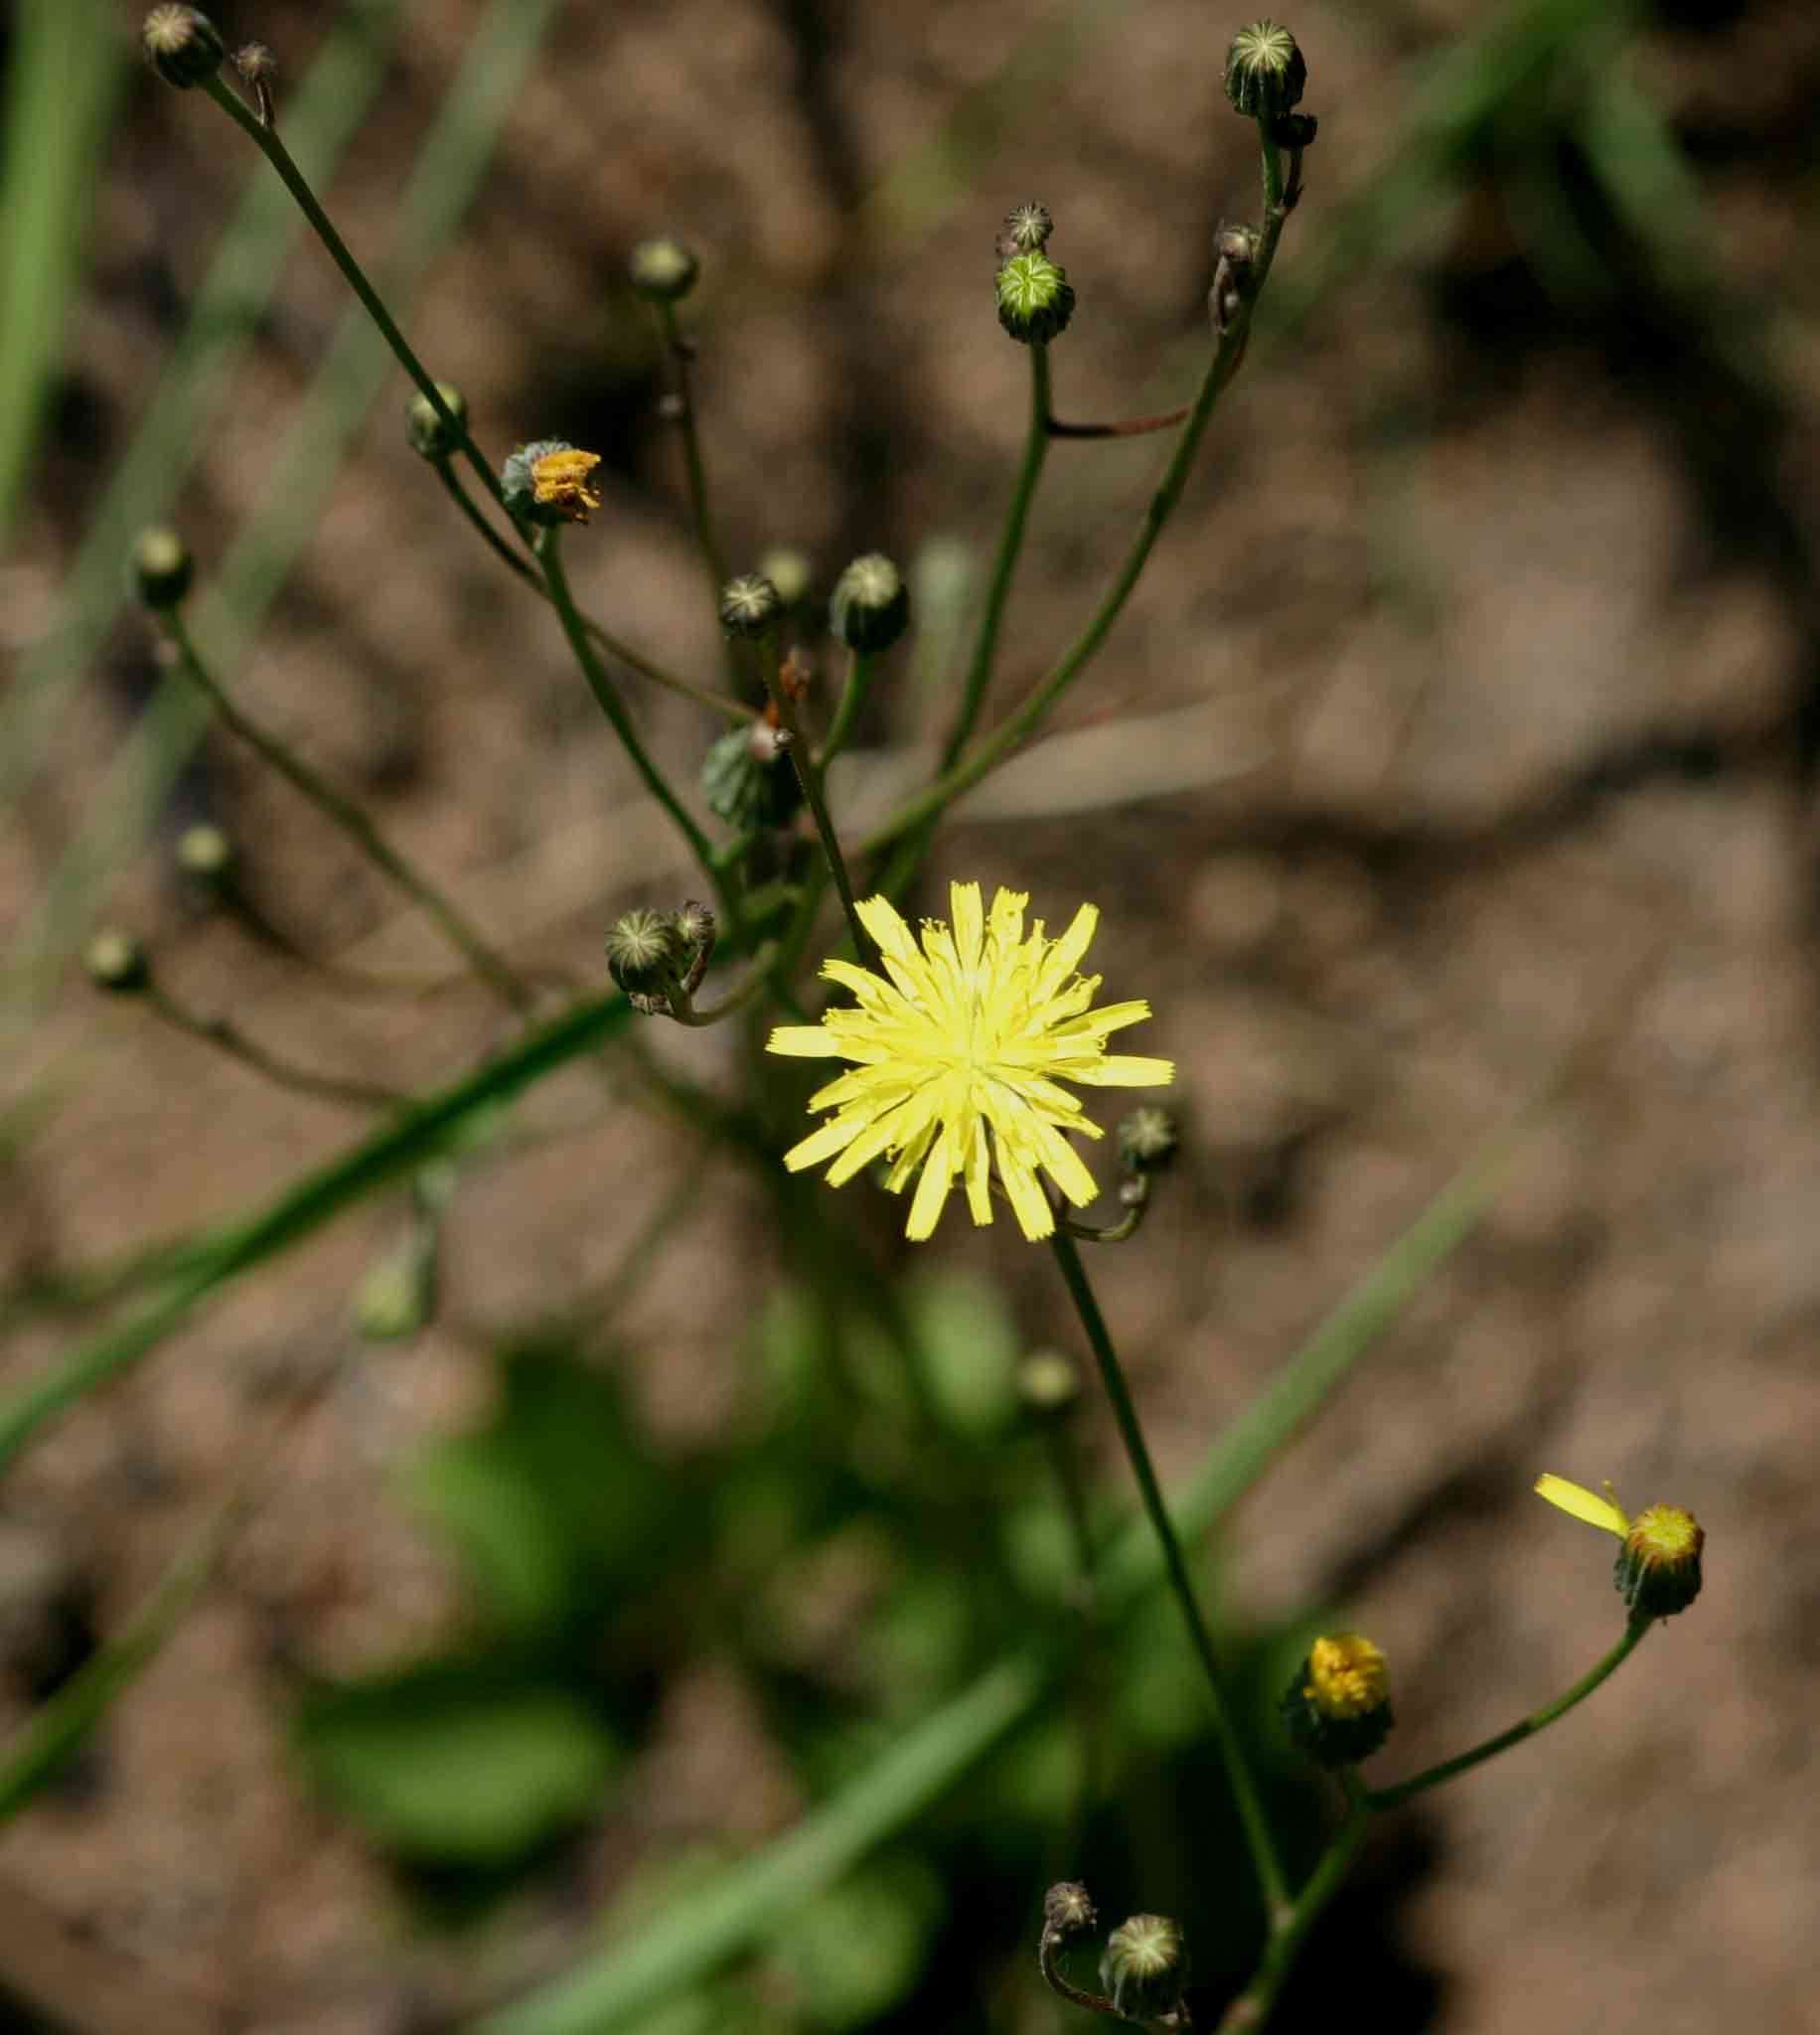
[766,882,1173,1242]
[530,446,603,522]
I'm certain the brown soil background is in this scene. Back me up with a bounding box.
[4,0,1819,2030]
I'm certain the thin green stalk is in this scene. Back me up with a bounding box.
[429,459,749,722]
[1366,1617,1650,1811]
[200,72,504,518]
[755,637,869,959]
[159,609,533,1016]
[1215,1772,1372,2034]
[142,984,409,1113]
[859,127,1294,861]
[534,530,738,925]
[655,300,731,597]
[818,647,877,767]
[1047,1222,1289,1919]
[669,946,780,1027]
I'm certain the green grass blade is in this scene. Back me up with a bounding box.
[0,989,632,1473]
[10,0,565,1004]
[0,0,127,540]
[0,0,408,813]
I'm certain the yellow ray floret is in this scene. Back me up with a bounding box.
[767,882,1173,1242]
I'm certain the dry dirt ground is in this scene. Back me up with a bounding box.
[4,0,1820,2030]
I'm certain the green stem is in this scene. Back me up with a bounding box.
[669,945,779,1026]
[160,610,533,1016]
[655,300,731,596]
[534,530,738,925]
[143,984,409,1114]
[430,459,749,722]
[1366,1617,1651,1812]
[819,647,877,767]
[1047,1223,1289,1919]
[755,636,869,960]
[860,135,1295,861]
[1216,1772,1372,2034]
[201,72,505,521]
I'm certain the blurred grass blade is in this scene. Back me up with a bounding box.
[0,990,632,1474]
[10,0,565,1005]
[0,0,126,541]
[0,0,408,812]
[472,1658,1045,2035]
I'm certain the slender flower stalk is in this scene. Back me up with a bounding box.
[1365,1616,1651,1811]
[143,982,410,1112]
[1048,1221,1289,1917]
[1215,1771,1372,2034]
[818,648,876,767]
[754,632,869,961]
[534,530,740,929]
[199,72,504,522]
[426,458,749,722]
[667,944,780,1027]
[157,611,534,1015]
[654,299,732,600]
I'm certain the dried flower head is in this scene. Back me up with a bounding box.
[767,882,1173,1241]
[501,439,603,526]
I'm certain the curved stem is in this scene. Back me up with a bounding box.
[819,647,877,767]
[1215,1772,1372,2035]
[159,611,533,1016]
[1046,402,1190,440]
[144,984,409,1113]
[1047,1223,1289,1919]
[668,945,780,1026]
[535,530,739,927]
[755,636,868,960]
[201,72,506,522]
[1365,1617,1651,1812]
[429,458,749,722]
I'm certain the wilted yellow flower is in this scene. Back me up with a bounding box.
[1537,1476,1704,1617]
[530,446,603,522]
[767,882,1173,1241]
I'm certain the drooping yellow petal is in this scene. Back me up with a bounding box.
[1534,1474,1629,1537]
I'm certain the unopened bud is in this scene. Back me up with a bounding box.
[129,527,193,611]
[1099,1914,1187,2025]
[1017,1350,1081,1417]
[759,547,814,607]
[142,6,224,88]
[353,1231,436,1342]
[405,382,468,461]
[830,552,909,653]
[1042,1880,1096,1941]
[84,928,150,995]
[1273,111,1318,148]
[997,202,1054,260]
[1282,1632,1394,1767]
[1224,21,1306,121]
[995,251,1076,345]
[605,908,685,999]
[176,823,234,885]
[1118,1106,1178,1174]
[233,41,277,86]
[629,235,699,303]
[1616,1504,1704,1620]
[719,573,782,639]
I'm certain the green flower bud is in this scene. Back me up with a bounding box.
[142,6,225,88]
[1017,1349,1081,1418]
[84,928,150,995]
[995,251,1075,345]
[1225,21,1306,121]
[605,908,685,998]
[1099,1914,1187,2024]
[759,547,814,608]
[719,573,782,639]
[1118,1106,1178,1174]
[1282,1632,1394,1768]
[353,1231,436,1342]
[997,202,1054,259]
[829,552,909,653]
[629,235,700,303]
[405,382,468,461]
[701,719,802,831]
[233,41,277,86]
[176,822,234,885]
[1615,1504,1704,1620]
[129,527,193,611]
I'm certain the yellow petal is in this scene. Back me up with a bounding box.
[783,1112,868,1173]
[856,891,917,962]
[905,1130,957,1239]
[1534,1474,1629,1537]
[1074,1055,1174,1087]
[768,1025,842,1058]
[949,881,985,971]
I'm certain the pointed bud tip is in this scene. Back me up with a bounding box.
[142,7,225,87]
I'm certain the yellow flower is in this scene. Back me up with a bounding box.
[1536,1475,1705,1618]
[767,881,1173,1241]
[530,446,603,522]
[1303,1633,1391,1720]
